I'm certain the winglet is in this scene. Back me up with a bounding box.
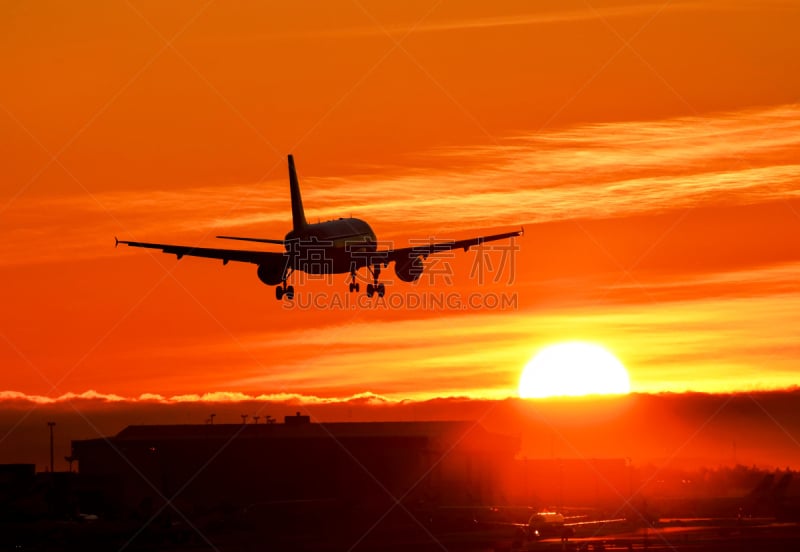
[114,236,119,248]
[520,225,524,237]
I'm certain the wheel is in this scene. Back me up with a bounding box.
[349,283,354,293]
[366,283,374,298]
[377,283,385,297]
[275,286,284,300]
[286,285,295,300]
[355,283,360,292]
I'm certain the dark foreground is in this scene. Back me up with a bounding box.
[2,518,800,552]
[528,522,800,552]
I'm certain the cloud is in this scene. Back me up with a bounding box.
[110,288,800,400]
[0,389,406,406]
[287,2,705,40]
[4,104,800,402]
[0,389,127,404]
[3,103,799,267]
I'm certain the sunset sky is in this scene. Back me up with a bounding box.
[2,0,800,407]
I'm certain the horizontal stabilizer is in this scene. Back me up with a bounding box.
[216,235,285,245]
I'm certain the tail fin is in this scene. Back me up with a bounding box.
[288,154,308,231]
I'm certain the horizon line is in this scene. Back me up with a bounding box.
[1,387,798,406]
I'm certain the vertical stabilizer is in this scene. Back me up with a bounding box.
[288,154,307,231]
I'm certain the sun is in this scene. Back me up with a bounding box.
[519,342,631,399]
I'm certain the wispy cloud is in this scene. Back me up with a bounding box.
[3,103,799,267]
[102,287,800,400]
[281,2,706,40]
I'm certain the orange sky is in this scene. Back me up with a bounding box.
[2,1,800,403]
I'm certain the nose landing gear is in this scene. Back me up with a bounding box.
[348,270,360,293]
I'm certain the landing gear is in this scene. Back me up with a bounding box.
[275,285,294,300]
[348,270,360,293]
[275,275,294,301]
[365,264,385,298]
[366,283,385,298]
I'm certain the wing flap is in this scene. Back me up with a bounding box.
[216,235,285,245]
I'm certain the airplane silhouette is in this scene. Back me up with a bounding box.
[116,155,522,300]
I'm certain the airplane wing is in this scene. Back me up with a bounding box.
[377,229,523,265]
[115,238,286,266]
[472,518,627,531]
[564,517,628,528]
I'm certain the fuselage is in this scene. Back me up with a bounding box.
[284,217,377,274]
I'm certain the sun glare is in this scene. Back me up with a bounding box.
[519,342,631,399]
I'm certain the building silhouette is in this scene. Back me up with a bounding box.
[71,415,518,521]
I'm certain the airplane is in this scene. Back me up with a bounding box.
[471,507,628,541]
[656,472,797,520]
[115,155,522,300]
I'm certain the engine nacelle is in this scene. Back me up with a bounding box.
[257,263,285,286]
[394,255,424,283]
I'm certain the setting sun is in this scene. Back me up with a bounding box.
[519,342,631,399]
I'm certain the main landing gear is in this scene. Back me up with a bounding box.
[348,266,384,297]
[275,271,294,301]
[366,263,385,298]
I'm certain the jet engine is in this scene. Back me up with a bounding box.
[394,255,424,282]
[257,263,285,286]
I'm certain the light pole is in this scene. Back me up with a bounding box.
[210,413,216,425]
[626,457,633,507]
[241,414,248,424]
[47,422,56,473]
